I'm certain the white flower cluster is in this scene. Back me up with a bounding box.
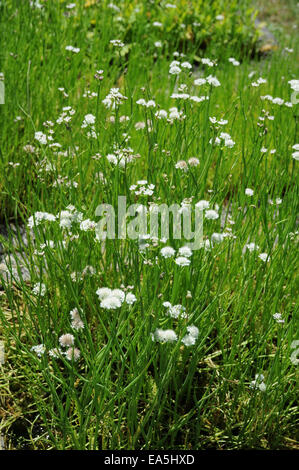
[260,95,291,107]
[32,282,46,296]
[96,287,137,309]
[288,79,299,92]
[251,77,267,87]
[110,39,124,48]
[102,88,127,109]
[163,301,188,319]
[57,206,83,230]
[250,374,266,392]
[136,98,156,108]
[243,242,269,262]
[151,324,199,347]
[31,344,46,357]
[70,308,84,330]
[182,326,199,346]
[194,75,221,87]
[59,333,81,361]
[130,180,155,196]
[160,245,192,266]
[201,58,217,67]
[28,211,56,228]
[81,113,97,139]
[209,116,228,126]
[209,132,235,148]
[56,106,76,124]
[80,219,96,231]
[292,144,299,161]
[65,45,80,53]
[107,147,139,168]
[35,131,48,145]
[228,57,240,66]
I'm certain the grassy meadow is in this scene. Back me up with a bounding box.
[0,0,298,450]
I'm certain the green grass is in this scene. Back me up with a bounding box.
[0,0,298,450]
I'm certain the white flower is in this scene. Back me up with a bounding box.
[251,77,267,87]
[146,100,156,108]
[178,246,192,258]
[182,334,196,346]
[35,131,47,145]
[194,78,206,86]
[96,287,112,300]
[152,328,177,343]
[106,153,118,165]
[187,325,199,338]
[171,93,190,100]
[28,211,57,226]
[31,344,46,357]
[244,242,259,253]
[175,160,188,171]
[136,98,156,108]
[202,58,215,67]
[211,232,224,243]
[288,79,299,92]
[160,246,175,258]
[59,334,75,347]
[195,200,209,210]
[273,313,284,324]
[110,39,124,48]
[82,114,96,127]
[65,347,81,361]
[80,219,96,231]
[102,88,127,109]
[205,210,219,220]
[245,188,254,196]
[292,151,299,161]
[70,308,84,330]
[100,296,122,309]
[135,121,146,130]
[182,325,199,346]
[250,374,266,392]
[169,65,181,75]
[111,289,125,303]
[125,293,137,305]
[32,283,46,296]
[164,303,187,319]
[228,57,240,66]
[190,95,208,103]
[49,348,62,358]
[206,75,221,87]
[155,110,168,119]
[175,256,191,266]
[181,61,192,69]
[259,253,269,262]
[65,45,80,53]
[188,157,200,166]
[136,98,146,106]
